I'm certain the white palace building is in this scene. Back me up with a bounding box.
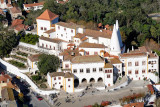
[26,9,159,93]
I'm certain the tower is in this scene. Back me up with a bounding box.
[116,20,123,48]
[110,22,122,56]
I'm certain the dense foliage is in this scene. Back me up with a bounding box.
[38,54,60,75]
[43,0,160,49]
[16,51,28,57]
[0,30,18,57]
[8,60,26,68]
[20,33,39,45]
[31,75,41,81]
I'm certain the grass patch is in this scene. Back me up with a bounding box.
[8,60,26,68]
[16,51,28,57]
[10,55,27,62]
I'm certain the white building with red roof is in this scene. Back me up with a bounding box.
[23,2,44,11]
[36,9,59,36]
[119,46,159,83]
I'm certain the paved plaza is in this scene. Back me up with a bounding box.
[50,80,149,107]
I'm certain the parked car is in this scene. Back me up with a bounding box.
[36,96,43,101]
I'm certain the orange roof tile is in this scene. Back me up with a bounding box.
[28,54,40,62]
[84,29,111,39]
[0,74,11,83]
[37,9,59,21]
[24,2,44,7]
[79,42,106,48]
[79,49,85,52]
[15,24,25,31]
[67,43,75,46]
[120,52,147,58]
[124,102,144,107]
[44,29,55,34]
[11,19,23,27]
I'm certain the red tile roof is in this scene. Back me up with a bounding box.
[84,29,111,39]
[79,42,106,48]
[0,74,12,83]
[37,9,59,21]
[28,54,40,62]
[11,19,23,27]
[124,102,144,107]
[120,52,147,58]
[15,24,25,32]
[24,2,44,7]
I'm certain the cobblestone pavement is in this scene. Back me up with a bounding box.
[50,80,149,107]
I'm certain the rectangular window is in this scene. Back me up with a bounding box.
[135,61,139,66]
[61,34,63,37]
[94,52,98,55]
[105,70,108,73]
[64,28,66,31]
[128,70,132,74]
[68,79,70,81]
[93,68,96,72]
[54,77,56,80]
[99,68,103,72]
[80,69,83,73]
[86,68,90,73]
[71,30,73,33]
[128,62,132,66]
[110,70,112,73]
[73,69,77,73]
[58,26,60,29]
[44,27,47,30]
[135,70,138,74]
[86,51,89,55]
[142,70,145,73]
[41,27,43,30]
[65,64,69,68]
[58,77,61,80]
[142,61,146,65]
[107,74,110,78]
[59,82,61,84]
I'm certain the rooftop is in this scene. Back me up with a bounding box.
[11,19,23,27]
[10,7,21,13]
[71,55,104,64]
[56,22,85,29]
[79,42,106,48]
[84,29,111,39]
[123,102,144,107]
[28,54,40,62]
[0,74,12,83]
[24,2,44,7]
[109,58,122,64]
[49,72,74,78]
[37,9,59,21]
[104,63,113,68]
[40,36,67,43]
[120,52,147,58]
[44,29,55,34]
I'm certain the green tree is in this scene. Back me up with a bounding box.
[38,54,60,75]
[0,30,18,58]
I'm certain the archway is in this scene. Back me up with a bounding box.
[97,77,103,82]
[89,78,95,83]
[81,78,87,83]
[74,79,79,88]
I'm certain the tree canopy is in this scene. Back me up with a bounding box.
[38,54,60,75]
[43,0,160,49]
[0,30,18,57]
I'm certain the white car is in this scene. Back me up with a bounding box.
[147,94,156,106]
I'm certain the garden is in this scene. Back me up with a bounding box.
[30,73,48,89]
[20,33,39,45]
[10,55,27,62]
[16,51,28,57]
[8,60,26,68]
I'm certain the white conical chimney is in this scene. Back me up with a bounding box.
[127,48,129,53]
[110,24,121,55]
[132,46,134,51]
[116,20,123,48]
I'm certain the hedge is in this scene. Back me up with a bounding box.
[8,60,26,68]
